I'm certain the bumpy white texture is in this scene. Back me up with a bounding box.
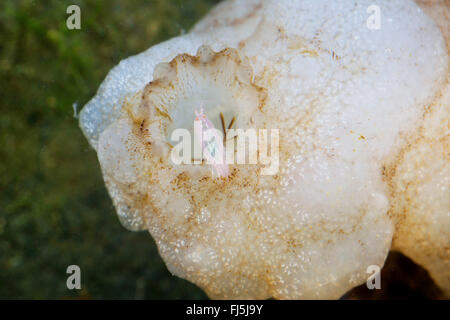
[388,0,450,296]
[79,0,449,299]
[389,84,450,296]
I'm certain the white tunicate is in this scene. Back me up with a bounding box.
[79,0,449,298]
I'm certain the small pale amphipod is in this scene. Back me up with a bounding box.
[194,105,230,178]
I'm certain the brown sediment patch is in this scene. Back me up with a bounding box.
[416,0,450,53]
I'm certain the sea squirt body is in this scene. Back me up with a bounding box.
[80,0,449,298]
